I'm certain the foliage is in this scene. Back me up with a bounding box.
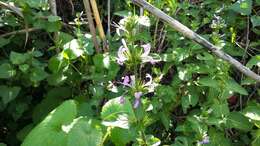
[0,0,260,146]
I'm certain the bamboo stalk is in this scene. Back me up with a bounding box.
[132,0,260,82]
[83,0,101,53]
[89,0,108,52]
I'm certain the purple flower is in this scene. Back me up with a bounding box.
[119,96,125,104]
[117,46,128,65]
[141,43,160,64]
[133,92,142,108]
[133,98,141,109]
[198,136,210,145]
[122,76,130,86]
[134,92,142,98]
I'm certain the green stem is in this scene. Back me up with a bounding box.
[102,127,111,145]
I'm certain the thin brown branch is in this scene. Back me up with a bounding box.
[90,0,109,52]
[0,28,39,38]
[83,0,101,53]
[0,1,23,17]
[132,0,260,83]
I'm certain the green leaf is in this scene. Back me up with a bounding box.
[0,38,10,48]
[0,85,21,105]
[48,54,69,73]
[230,0,252,15]
[63,39,84,60]
[110,128,137,146]
[251,15,260,27]
[48,16,61,22]
[22,100,77,146]
[17,124,34,141]
[212,103,230,117]
[198,77,219,88]
[208,128,232,146]
[30,68,48,82]
[226,112,253,131]
[10,52,29,65]
[181,88,199,113]
[252,129,260,146]
[67,118,103,146]
[19,64,30,73]
[0,63,16,79]
[25,0,48,8]
[226,79,248,95]
[246,55,260,69]
[101,97,135,128]
[80,34,94,55]
[243,106,260,121]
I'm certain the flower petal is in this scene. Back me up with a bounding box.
[133,98,141,109]
[141,43,151,57]
[134,92,143,99]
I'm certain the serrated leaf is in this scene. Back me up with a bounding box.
[0,86,20,105]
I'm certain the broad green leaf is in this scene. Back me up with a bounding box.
[80,34,94,55]
[101,97,135,128]
[67,118,103,146]
[48,54,69,73]
[30,68,48,82]
[181,88,199,113]
[0,86,21,105]
[198,77,219,88]
[226,79,248,95]
[58,32,74,46]
[110,128,137,146]
[226,112,253,131]
[0,63,16,79]
[10,52,29,65]
[208,128,232,146]
[0,143,6,146]
[212,103,230,117]
[252,129,260,146]
[251,15,260,27]
[172,47,190,62]
[48,16,61,22]
[22,100,77,146]
[19,64,30,73]
[246,55,260,69]
[230,0,252,15]
[17,124,34,141]
[243,106,260,121]
[63,39,83,60]
[25,0,48,8]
